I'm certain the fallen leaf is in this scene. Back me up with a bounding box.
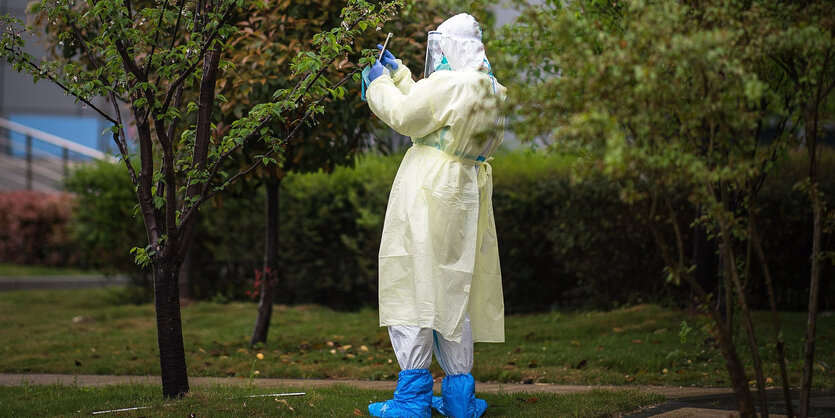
[631,339,642,344]
[276,399,295,412]
[354,408,363,415]
[526,397,538,404]
[570,340,580,346]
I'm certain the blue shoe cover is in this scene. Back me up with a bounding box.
[368,369,433,417]
[431,374,488,418]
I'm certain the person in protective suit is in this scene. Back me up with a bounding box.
[363,13,507,418]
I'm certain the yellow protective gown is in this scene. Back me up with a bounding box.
[367,62,506,343]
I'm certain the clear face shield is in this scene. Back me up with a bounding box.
[424,31,451,78]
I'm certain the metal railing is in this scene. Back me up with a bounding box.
[0,117,116,192]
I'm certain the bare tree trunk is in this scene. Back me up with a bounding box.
[250,176,280,346]
[799,95,825,418]
[651,195,756,417]
[682,270,757,417]
[178,234,195,301]
[715,182,769,417]
[153,259,190,398]
[800,192,823,417]
[751,217,794,417]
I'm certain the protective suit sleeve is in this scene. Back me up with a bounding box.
[389,60,415,95]
[367,71,460,139]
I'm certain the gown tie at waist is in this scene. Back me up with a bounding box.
[413,143,493,189]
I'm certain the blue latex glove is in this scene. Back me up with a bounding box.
[377,44,399,70]
[368,60,386,83]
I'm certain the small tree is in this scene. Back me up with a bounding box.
[494,0,833,416]
[1,0,398,398]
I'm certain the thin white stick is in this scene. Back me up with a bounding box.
[91,405,151,415]
[378,32,393,60]
[90,392,305,414]
[242,392,306,398]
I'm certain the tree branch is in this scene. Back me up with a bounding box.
[177,66,359,229]
[160,4,234,114]
[145,0,171,75]
[2,46,118,124]
[66,20,139,187]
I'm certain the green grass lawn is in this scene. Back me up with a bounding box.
[0,263,94,277]
[1,288,832,389]
[0,383,662,417]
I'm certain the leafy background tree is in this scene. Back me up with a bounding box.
[492,0,834,416]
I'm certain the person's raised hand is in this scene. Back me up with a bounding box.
[368,60,387,83]
[377,44,399,70]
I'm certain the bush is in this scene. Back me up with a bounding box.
[0,191,78,266]
[491,152,688,312]
[274,154,397,309]
[188,182,266,301]
[64,160,145,275]
[61,149,833,312]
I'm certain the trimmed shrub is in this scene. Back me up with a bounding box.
[64,160,145,275]
[59,149,833,312]
[274,154,397,309]
[0,191,78,266]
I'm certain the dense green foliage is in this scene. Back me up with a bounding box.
[61,150,833,312]
[64,161,145,275]
[492,1,834,410]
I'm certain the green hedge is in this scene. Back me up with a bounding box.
[62,150,833,312]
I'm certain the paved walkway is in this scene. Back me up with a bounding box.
[3,374,833,417]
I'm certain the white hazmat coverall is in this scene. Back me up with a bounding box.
[365,13,506,418]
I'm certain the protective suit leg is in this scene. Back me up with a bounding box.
[431,316,488,418]
[389,325,433,370]
[368,326,434,417]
